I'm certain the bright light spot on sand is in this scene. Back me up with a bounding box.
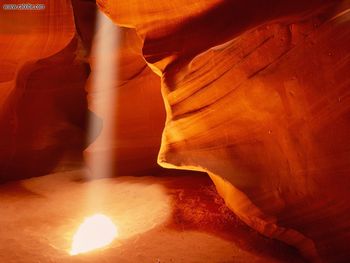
[70,214,117,255]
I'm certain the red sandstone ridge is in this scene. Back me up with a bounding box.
[96,0,350,262]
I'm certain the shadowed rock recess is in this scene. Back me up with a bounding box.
[1,0,349,262]
[0,0,89,181]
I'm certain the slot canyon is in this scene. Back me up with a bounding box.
[0,0,349,262]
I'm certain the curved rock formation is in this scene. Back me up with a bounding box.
[1,0,350,261]
[97,0,350,261]
[0,0,88,181]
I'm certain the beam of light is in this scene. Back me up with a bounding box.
[64,8,171,258]
[67,10,121,256]
[70,214,118,255]
[85,9,120,180]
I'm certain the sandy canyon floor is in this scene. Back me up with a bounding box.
[0,169,304,263]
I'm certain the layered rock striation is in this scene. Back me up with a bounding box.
[97,0,350,261]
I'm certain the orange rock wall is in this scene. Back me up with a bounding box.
[97,0,350,261]
[1,1,350,262]
[0,0,88,181]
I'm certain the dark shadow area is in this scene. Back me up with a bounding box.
[157,172,305,263]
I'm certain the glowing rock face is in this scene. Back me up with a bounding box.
[95,1,350,262]
[70,214,118,255]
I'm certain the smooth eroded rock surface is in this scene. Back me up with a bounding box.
[97,1,350,261]
[0,0,89,181]
[1,1,349,262]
